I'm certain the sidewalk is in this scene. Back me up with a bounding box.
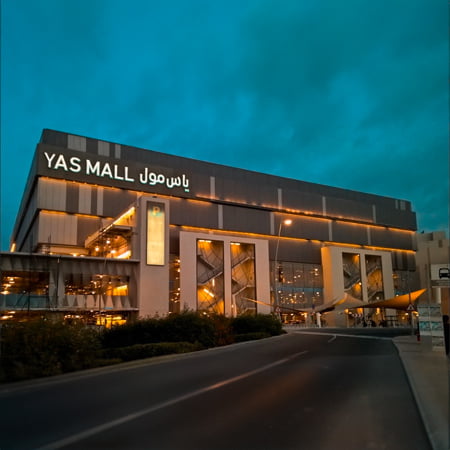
[393,335,449,450]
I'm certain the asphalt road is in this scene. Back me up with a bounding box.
[0,331,431,450]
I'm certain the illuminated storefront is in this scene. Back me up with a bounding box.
[1,129,420,325]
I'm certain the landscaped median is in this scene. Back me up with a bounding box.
[0,312,284,382]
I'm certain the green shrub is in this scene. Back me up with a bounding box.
[101,311,217,349]
[0,320,101,382]
[0,312,283,382]
[230,314,283,336]
[101,341,202,362]
[159,311,216,347]
[209,314,234,346]
[101,318,161,348]
[234,332,271,343]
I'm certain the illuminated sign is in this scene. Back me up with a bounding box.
[147,202,165,265]
[43,152,190,192]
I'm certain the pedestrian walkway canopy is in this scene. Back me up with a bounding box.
[323,289,427,312]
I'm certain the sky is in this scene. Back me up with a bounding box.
[1,0,448,251]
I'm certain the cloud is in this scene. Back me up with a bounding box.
[1,0,448,250]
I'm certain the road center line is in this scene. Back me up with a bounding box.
[38,350,308,449]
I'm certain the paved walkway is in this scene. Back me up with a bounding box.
[393,336,449,450]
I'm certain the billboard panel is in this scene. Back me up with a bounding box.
[147,202,165,265]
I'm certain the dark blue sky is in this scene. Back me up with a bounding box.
[1,0,448,251]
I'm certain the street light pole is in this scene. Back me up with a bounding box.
[274,219,292,318]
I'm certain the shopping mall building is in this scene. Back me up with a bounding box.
[1,129,422,326]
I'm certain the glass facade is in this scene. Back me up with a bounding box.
[169,255,181,313]
[273,262,323,310]
[343,253,362,299]
[197,239,225,314]
[231,242,256,315]
[1,270,50,309]
[366,255,384,302]
[64,273,129,297]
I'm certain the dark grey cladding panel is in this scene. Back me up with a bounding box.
[91,187,97,213]
[326,196,373,222]
[392,251,416,271]
[280,216,329,241]
[214,172,278,207]
[86,138,98,155]
[77,216,101,246]
[35,130,417,232]
[222,205,271,234]
[273,239,321,265]
[102,189,136,218]
[370,227,414,250]
[282,189,323,214]
[169,228,180,254]
[332,221,368,246]
[170,199,218,228]
[376,208,416,229]
[66,182,79,214]
[40,129,68,147]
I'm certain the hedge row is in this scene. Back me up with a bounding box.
[0,313,283,382]
[101,341,203,362]
[0,321,100,381]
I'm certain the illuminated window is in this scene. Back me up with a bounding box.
[197,239,224,314]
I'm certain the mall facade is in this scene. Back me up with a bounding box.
[1,130,421,326]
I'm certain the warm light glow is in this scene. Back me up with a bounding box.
[113,207,135,225]
[203,288,215,297]
[10,243,16,252]
[116,250,131,259]
[284,219,293,225]
[198,239,212,243]
[115,285,128,291]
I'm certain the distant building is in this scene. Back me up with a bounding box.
[1,129,421,326]
[415,231,450,314]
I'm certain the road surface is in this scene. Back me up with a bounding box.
[0,330,431,449]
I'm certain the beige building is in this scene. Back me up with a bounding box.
[415,230,449,314]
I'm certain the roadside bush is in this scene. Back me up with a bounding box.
[0,312,284,382]
[101,311,217,349]
[0,320,101,382]
[234,332,271,343]
[158,311,217,347]
[230,314,283,337]
[100,317,161,348]
[101,341,203,362]
[209,314,234,346]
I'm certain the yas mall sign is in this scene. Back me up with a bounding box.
[43,151,191,193]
